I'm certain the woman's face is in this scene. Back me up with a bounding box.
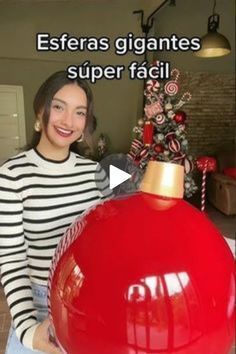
[40,83,87,150]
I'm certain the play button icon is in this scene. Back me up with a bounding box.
[109,165,131,189]
[95,153,143,197]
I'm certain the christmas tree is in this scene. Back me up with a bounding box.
[128,61,197,198]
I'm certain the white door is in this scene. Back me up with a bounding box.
[0,85,26,166]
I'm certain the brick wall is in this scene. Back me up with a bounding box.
[179,72,236,158]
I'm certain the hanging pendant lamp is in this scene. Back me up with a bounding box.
[195,0,231,58]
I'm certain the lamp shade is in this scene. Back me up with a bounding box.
[195,30,231,57]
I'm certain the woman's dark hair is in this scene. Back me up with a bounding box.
[28,71,95,154]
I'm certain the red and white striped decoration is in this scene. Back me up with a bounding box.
[155,114,165,125]
[164,68,180,96]
[165,132,175,141]
[139,147,149,159]
[138,147,150,168]
[169,138,181,153]
[201,162,208,212]
[173,152,185,162]
[174,92,192,110]
[196,156,217,212]
[47,217,87,315]
[131,138,143,151]
[146,79,160,92]
[164,81,179,96]
[127,151,136,160]
[184,157,194,174]
[127,139,143,160]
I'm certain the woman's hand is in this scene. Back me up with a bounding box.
[33,318,62,354]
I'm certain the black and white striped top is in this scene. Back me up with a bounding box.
[0,148,111,350]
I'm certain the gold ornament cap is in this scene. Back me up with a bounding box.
[140,161,184,199]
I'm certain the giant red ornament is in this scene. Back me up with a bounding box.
[49,162,235,354]
[174,110,187,124]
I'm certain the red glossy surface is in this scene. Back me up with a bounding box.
[49,192,235,354]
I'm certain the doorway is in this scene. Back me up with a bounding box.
[0,85,26,165]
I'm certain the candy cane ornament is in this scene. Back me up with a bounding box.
[201,162,207,212]
[196,156,217,212]
[174,92,192,110]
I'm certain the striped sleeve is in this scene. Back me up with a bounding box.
[95,163,114,200]
[0,166,39,350]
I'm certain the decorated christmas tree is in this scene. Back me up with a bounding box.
[128,61,197,198]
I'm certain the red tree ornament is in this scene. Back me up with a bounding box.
[139,147,149,160]
[173,152,185,162]
[169,138,181,153]
[165,132,176,141]
[174,111,187,124]
[154,144,164,154]
[146,79,160,92]
[143,121,154,146]
[49,162,235,354]
[127,138,143,161]
[154,114,165,125]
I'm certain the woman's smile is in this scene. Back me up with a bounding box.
[54,126,74,138]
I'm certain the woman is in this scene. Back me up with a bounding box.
[0,71,112,353]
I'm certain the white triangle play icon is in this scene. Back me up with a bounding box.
[109,165,131,189]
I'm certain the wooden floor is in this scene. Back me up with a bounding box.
[0,203,235,353]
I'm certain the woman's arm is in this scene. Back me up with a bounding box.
[0,165,39,350]
[95,163,114,200]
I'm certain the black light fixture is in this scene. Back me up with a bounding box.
[195,0,231,58]
[133,0,174,61]
[133,0,175,107]
[169,0,176,6]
